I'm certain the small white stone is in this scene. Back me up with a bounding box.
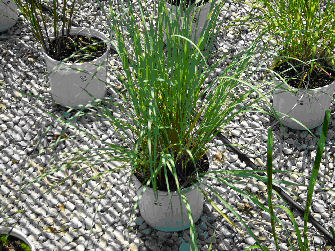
[283,148,293,155]
[241,121,248,128]
[313,236,323,245]
[113,230,129,246]
[245,237,256,245]
[13,91,22,98]
[65,201,76,211]
[0,124,7,132]
[296,161,303,168]
[313,202,326,213]
[0,185,10,195]
[84,217,94,229]
[31,88,39,96]
[227,153,238,163]
[255,158,264,166]
[0,156,10,164]
[0,114,10,122]
[71,217,82,229]
[45,217,54,225]
[227,32,234,40]
[249,121,261,128]
[60,232,74,244]
[221,226,232,237]
[231,129,241,137]
[114,202,124,213]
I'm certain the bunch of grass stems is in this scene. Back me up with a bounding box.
[18,0,334,250]
[237,0,335,88]
[14,0,77,55]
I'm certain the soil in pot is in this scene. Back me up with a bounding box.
[46,34,108,63]
[273,58,335,89]
[134,152,209,192]
[0,234,31,251]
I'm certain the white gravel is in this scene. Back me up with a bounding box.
[1,0,335,250]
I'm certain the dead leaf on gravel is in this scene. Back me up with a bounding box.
[213,151,225,163]
[0,103,6,111]
[58,204,65,211]
[53,133,68,141]
[258,236,267,241]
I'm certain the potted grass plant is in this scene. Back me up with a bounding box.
[25,0,281,249]
[24,0,335,249]
[0,0,19,32]
[13,0,110,107]
[249,0,335,130]
[163,0,218,45]
[107,0,271,236]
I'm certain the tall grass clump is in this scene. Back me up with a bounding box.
[264,110,333,250]
[22,0,283,249]
[14,0,77,56]
[241,0,335,89]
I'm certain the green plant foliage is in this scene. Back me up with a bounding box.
[264,110,331,251]
[13,0,77,56]
[168,0,210,7]
[266,128,279,250]
[0,234,31,251]
[21,0,323,250]
[240,0,335,88]
[107,0,271,193]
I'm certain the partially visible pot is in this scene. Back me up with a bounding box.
[272,80,335,130]
[164,0,214,44]
[42,27,110,107]
[132,156,208,232]
[0,227,36,251]
[0,0,18,32]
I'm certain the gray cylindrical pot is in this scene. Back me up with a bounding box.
[0,0,18,32]
[0,227,36,251]
[164,1,214,44]
[132,166,206,232]
[42,27,110,108]
[273,80,335,130]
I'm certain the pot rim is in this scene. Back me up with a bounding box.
[0,227,36,251]
[165,0,214,9]
[132,173,205,196]
[132,153,209,196]
[274,78,335,92]
[41,27,111,67]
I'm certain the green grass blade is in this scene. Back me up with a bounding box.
[303,110,331,249]
[266,128,279,250]
[181,194,198,251]
[274,204,303,249]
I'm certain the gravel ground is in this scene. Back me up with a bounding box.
[1,0,335,250]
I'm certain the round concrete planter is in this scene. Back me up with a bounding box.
[273,80,335,130]
[0,227,36,251]
[0,0,18,32]
[42,27,110,107]
[132,173,205,232]
[165,1,214,44]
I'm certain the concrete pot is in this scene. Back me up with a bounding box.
[0,0,18,32]
[273,80,335,130]
[132,172,205,232]
[165,1,214,44]
[42,27,110,107]
[0,227,36,251]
